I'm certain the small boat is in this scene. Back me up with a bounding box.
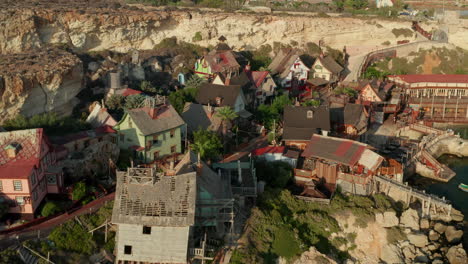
[458,183,468,192]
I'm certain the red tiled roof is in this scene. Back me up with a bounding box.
[0,128,46,179]
[251,146,285,156]
[389,74,468,84]
[250,71,269,88]
[122,88,143,97]
[95,125,116,134]
[302,134,366,166]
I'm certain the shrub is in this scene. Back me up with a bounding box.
[72,182,88,201]
[382,41,391,46]
[192,31,202,42]
[168,87,198,113]
[106,94,125,110]
[124,94,146,109]
[41,201,61,217]
[391,28,413,38]
[49,221,95,254]
[0,249,22,264]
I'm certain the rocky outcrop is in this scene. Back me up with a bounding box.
[429,136,468,158]
[407,233,429,248]
[376,211,399,227]
[292,247,337,264]
[444,226,463,244]
[400,208,420,231]
[1,0,468,56]
[381,244,404,264]
[446,244,468,264]
[0,48,83,122]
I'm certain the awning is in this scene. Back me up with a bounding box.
[238,109,253,119]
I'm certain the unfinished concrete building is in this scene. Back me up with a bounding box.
[112,167,197,264]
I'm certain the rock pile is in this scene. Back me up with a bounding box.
[390,208,466,264]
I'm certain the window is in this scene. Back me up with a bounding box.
[120,134,125,141]
[47,174,57,185]
[307,110,314,119]
[170,129,175,138]
[124,245,132,255]
[15,196,24,205]
[33,190,38,201]
[13,180,22,191]
[128,118,133,128]
[142,226,151,235]
[315,65,322,70]
[171,145,176,154]
[153,151,159,160]
[152,134,159,144]
[31,172,37,186]
[146,140,152,150]
[0,180,2,191]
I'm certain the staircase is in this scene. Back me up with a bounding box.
[17,245,39,264]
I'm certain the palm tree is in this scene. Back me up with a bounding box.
[215,106,238,148]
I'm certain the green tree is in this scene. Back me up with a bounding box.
[185,75,206,89]
[215,106,238,141]
[190,129,222,160]
[48,221,95,254]
[0,249,22,264]
[124,94,146,109]
[106,95,125,110]
[72,182,88,201]
[168,87,198,113]
[140,81,158,94]
[255,161,293,188]
[301,99,321,107]
[41,201,61,217]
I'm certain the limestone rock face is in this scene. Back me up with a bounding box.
[407,233,428,248]
[446,244,468,264]
[381,244,404,264]
[0,48,83,122]
[293,247,337,264]
[400,208,420,231]
[1,0,468,56]
[376,211,399,227]
[444,226,463,244]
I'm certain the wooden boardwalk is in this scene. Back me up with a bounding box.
[373,175,452,217]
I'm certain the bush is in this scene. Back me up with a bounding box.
[192,31,202,42]
[255,161,293,189]
[72,182,88,201]
[382,41,391,46]
[106,94,125,110]
[41,201,61,217]
[391,28,413,38]
[49,221,95,254]
[271,226,301,259]
[125,94,146,109]
[2,113,91,136]
[0,249,22,264]
[168,87,198,113]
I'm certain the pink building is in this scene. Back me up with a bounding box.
[0,128,63,219]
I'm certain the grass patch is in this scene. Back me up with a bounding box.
[272,226,302,259]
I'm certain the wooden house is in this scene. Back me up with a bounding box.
[310,55,343,84]
[113,100,186,163]
[282,105,331,150]
[268,48,311,90]
[343,103,369,137]
[0,129,63,219]
[196,83,251,119]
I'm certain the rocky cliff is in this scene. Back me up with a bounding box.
[2,0,468,56]
[0,48,83,122]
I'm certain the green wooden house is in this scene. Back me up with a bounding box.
[114,104,186,163]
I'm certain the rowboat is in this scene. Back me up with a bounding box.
[458,183,468,192]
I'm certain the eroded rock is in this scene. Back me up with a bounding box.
[376,211,399,227]
[446,244,468,264]
[407,233,428,248]
[444,226,463,244]
[400,208,420,231]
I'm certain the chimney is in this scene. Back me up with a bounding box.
[196,152,203,176]
[5,143,20,159]
[207,104,214,119]
[149,107,157,119]
[224,73,231,86]
[215,96,223,106]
